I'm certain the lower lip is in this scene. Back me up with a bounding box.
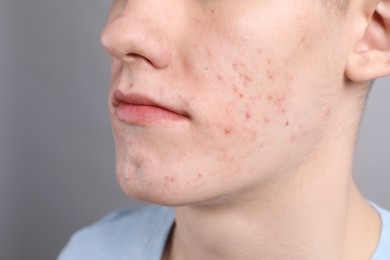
[114,103,186,125]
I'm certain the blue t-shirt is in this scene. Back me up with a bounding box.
[59,203,390,260]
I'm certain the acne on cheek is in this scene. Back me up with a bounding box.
[232,61,253,87]
[224,127,233,135]
[267,92,288,114]
[209,49,298,141]
[164,175,177,183]
[246,111,252,120]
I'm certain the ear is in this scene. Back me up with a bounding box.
[345,0,390,83]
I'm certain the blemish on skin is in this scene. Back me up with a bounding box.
[217,74,224,81]
[287,74,294,82]
[285,121,290,126]
[246,112,252,119]
[232,61,248,71]
[205,66,209,70]
[267,59,272,65]
[290,134,297,143]
[224,127,233,135]
[206,50,213,58]
[267,93,288,114]
[211,9,215,13]
[251,132,257,141]
[232,84,239,93]
[267,69,274,79]
[232,61,252,87]
[239,93,244,98]
[164,176,177,182]
[243,74,252,85]
[198,173,203,178]
[263,116,271,124]
[233,62,238,71]
[326,108,332,117]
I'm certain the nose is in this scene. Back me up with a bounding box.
[100,3,173,69]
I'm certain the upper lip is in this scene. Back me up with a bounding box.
[112,89,190,118]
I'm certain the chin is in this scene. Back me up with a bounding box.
[117,180,191,207]
[115,166,228,207]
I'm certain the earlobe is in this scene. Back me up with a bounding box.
[345,0,390,82]
[345,48,390,82]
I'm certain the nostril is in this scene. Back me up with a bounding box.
[126,53,153,66]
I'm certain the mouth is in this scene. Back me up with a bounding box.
[111,90,190,125]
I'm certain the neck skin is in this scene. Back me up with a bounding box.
[163,88,381,260]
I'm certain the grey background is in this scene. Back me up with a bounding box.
[0,1,389,259]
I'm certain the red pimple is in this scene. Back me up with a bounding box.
[217,74,224,81]
[252,131,257,141]
[244,74,252,82]
[266,94,288,114]
[242,74,252,87]
[267,69,274,79]
[246,112,252,119]
[276,97,285,104]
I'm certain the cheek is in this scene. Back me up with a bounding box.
[207,57,294,137]
[177,14,334,170]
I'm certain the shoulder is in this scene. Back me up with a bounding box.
[58,205,175,260]
[371,203,390,260]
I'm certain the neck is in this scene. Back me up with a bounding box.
[167,168,379,260]
[165,138,379,260]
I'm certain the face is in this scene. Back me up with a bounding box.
[101,0,350,206]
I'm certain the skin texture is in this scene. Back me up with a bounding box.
[101,0,390,259]
[103,0,351,205]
